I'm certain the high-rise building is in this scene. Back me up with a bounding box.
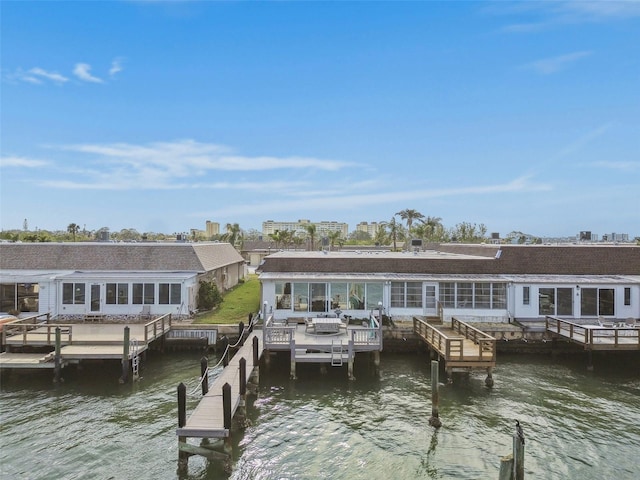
[356,222,382,236]
[206,221,220,238]
[262,219,348,237]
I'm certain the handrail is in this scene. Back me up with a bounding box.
[143,313,172,344]
[546,315,640,348]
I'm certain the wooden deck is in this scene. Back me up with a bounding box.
[0,314,171,368]
[176,331,262,439]
[546,316,640,351]
[413,316,496,371]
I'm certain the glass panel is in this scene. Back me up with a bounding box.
[275,282,291,310]
[63,283,74,305]
[170,284,181,304]
[365,283,383,310]
[523,286,530,305]
[349,283,365,310]
[581,288,597,316]
[599,289,615,316]
[406,282,422,308]
[439,282,455,308]
[143,284,155,305]
[106,283,117,304]
[1,284,16,311]
[133,284,143,304]
[390,282,404,308]
[159,284,170,304]
[475,283,491,309]
[492,283,506,309]
[118,284,129,304]
[539,288,555,315]
[17,283,39,312]
[310,283,327,312]
[330,283,348,310]
[557,288,573,316]
[457,283,472,308]
[90,285,100,312]
[293,283,308,312]
[624,287,631,306]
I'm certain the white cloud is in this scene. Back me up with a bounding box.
[73,63,104,83]
[0,155,49,168]
[522,51,592,75]
[589,161,640,172]
[29,67,68,84]
[109,58,123,77]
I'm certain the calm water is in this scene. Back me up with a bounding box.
[1,350,639,479]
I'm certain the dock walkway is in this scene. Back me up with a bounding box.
[177,331,262,439]
[413,316,496,380]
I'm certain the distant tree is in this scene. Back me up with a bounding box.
[373,223,389,246]
[222,223,243,249]
[449,222,487,243]
[67,223,80,242]
[292,235,305,250]
[305,224,317,251]
[118,228,141,242]
[327,230,342,250]
[348,230,372,242]
[388,216,402,251]
[396,209,424,246]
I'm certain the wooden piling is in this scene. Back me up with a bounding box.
[120,326,130,384]
[238,321,245,347]
[348,339,355,381]
[373,350,380,376]
[248,313,254,333]
[486,367,494,388]
[498,454,514,480]
[428,360,442,428]
[222,382,232,454]
[513,434,524,480]
[290,339,297,380]
[177,382,188,464]
[200,356,209,395]
[238,357,247,421]
[53,327,62,383]
[221,336,229,367]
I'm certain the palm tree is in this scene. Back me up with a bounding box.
[327,231,342,251]
[269,230,284,249]
[396,209,424,238]
[67,223,80,242]
[305,224,317,251]
[419,216,443,242]
[388,217,401,251]
[373,223,389,246]
[222,223,243,249]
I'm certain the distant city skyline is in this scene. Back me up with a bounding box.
[1,2,639,237]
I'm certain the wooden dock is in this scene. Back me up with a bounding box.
[546,316,640,351]
[413,316,496,382]
[0,314,171,370]
[176,331,263,439]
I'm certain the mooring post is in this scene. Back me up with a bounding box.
[53,327,62,383]
[238,357,247,420]
[498,454,514,480]
[177,382,189,466]
[222,336,229,367]
[222,382,232,453]
[290,339,297,380]
[238,321,245,347]
[586,350,594,372]
[373,350,380,376]
[200,356,209,395]
[486,366,494,388]
[248,313,254,333]
[513,434,525,480]
[347,339,355,381]
[428,360,442,428]
[120,326,130,384]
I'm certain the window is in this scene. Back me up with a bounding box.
[365,283,383,310]
[0,284,16,312]
[492,283,506,309]
[581,288,615,316]
[475,283,491,309]
[293,283,309,312]
[63,283,85,305]
[539,287,573,316]
[159,283,181,305]
[624,287,631,306]
[330,283,348,310]
[310,283,327,312]
[439,282,455,308]
[391,282,423,308]
[106,283,128,305]
[275,282,292,309]
[133,283,154,304]
[349,283,365,310]
[523,286,530,306]
[457,283,473,308]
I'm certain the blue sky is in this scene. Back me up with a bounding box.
[1,1,639,238]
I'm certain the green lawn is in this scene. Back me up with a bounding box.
[193,274,261,324]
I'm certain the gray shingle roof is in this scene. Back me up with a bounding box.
[258,245,640,276]
[0,242,244,272]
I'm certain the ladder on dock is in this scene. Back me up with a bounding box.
[331,341,343,366]
[131,339,140,380]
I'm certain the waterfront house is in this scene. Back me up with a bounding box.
[0,242,246,321]
[257,244,640,324]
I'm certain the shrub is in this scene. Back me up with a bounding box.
[198,281,223,310]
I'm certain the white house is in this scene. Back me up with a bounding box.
[257,244,640,323]
[0,242,246,320]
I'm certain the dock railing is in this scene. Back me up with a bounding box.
[143,313,172,344]
[451,317,496,360]
[546,316,640,350]
[263,314,296,348]
[1,313,73,346]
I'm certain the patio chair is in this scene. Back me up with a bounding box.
[597,317,614,328]
[625,318,638,328]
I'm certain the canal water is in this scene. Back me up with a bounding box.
[1,350,638,479]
